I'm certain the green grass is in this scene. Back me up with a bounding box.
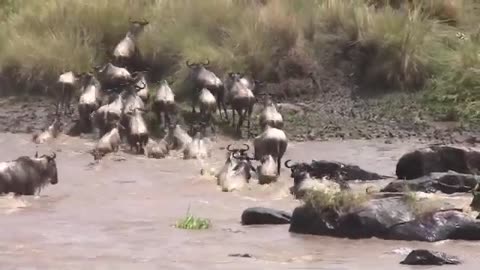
[175,207,211,230]
[1,0,480,123]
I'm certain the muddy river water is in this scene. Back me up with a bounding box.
[0,132,479,269]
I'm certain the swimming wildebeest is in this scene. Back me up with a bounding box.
[253,125,288,175]
[0,152,58,195]
[216,147,255,192]
[32,117,63,144]
[396,145,480,180]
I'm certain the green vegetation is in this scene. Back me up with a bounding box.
[0,0,480,123]
[175,207,211,230]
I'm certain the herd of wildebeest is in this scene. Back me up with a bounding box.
[1,19,480,207]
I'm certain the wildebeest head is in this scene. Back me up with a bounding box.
[284,159,312,185]
[35,152,58,185]
[226,143,250,163]
[185,59,210,70]
[128,18,149,36]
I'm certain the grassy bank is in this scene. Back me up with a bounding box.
[0,0,480,123]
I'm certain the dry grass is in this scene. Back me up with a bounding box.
[0,0,480,122]
[302,189,371,214]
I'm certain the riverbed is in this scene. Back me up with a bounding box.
[0,132,478,269]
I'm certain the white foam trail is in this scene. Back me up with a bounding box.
[0,193,31,214]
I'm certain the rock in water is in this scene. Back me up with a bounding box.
[387,209,480,242]
[241,207,291,225]
[400,249,461,265]
[289,197,416,238]
[289,196,480,241]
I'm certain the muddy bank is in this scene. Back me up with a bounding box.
[0,92,478,144]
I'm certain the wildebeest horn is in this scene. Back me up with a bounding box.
[226,144,236,152]
[284,159,293,168]
[50,152,56,159]
[203,59,210,66]
[135,80,146,90]
[233,152,254,160]
[240,143,250,152]
[186,60,194,68]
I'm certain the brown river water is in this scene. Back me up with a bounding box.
[0,132,479,269]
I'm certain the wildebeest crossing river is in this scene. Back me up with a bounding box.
[0,132,479,269]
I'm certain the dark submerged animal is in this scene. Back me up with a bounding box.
[285,159,386,188]
[396,145,480,180]
[0,152,58,195]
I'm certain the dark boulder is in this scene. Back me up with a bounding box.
[289,197,416,239]
[400,249,461,265]
[241,207,291,225]
[387,209,479,242]
[381,171,480,194]
[395,145,480,180]
[289,196,480,242]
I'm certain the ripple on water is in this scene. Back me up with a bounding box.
[0,193,31,214]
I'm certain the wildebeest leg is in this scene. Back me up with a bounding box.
[237,109,246,136]
[247,106,253,138]
[277,157,281,176]
[232,109,236,127]
[191,87,198,114]
[219,89,229,121]
[24,183,35,196]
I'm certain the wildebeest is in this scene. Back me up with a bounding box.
[165,124,192,151]
[92,123,124,160]
[253,125,288,175]
[134,71,150,103]
[259,94,283,130]
[198,88,217,131]
[143,138,169,159]
[92,91,124,138]
[57,71,82,115]
[32,118,63,144]
[183,131,212,160]
[152,80,176,129]
[225,72,256,137]
[396,145,480,180]
[113,19,149,69]
[216,149,255,192]
[256,154,278,184]
[122,79,146,115]
[0,152,58,195]
[94,63,133,90]
[78,72,103,133]
[126,108,149,154]
[185,59,227,119]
